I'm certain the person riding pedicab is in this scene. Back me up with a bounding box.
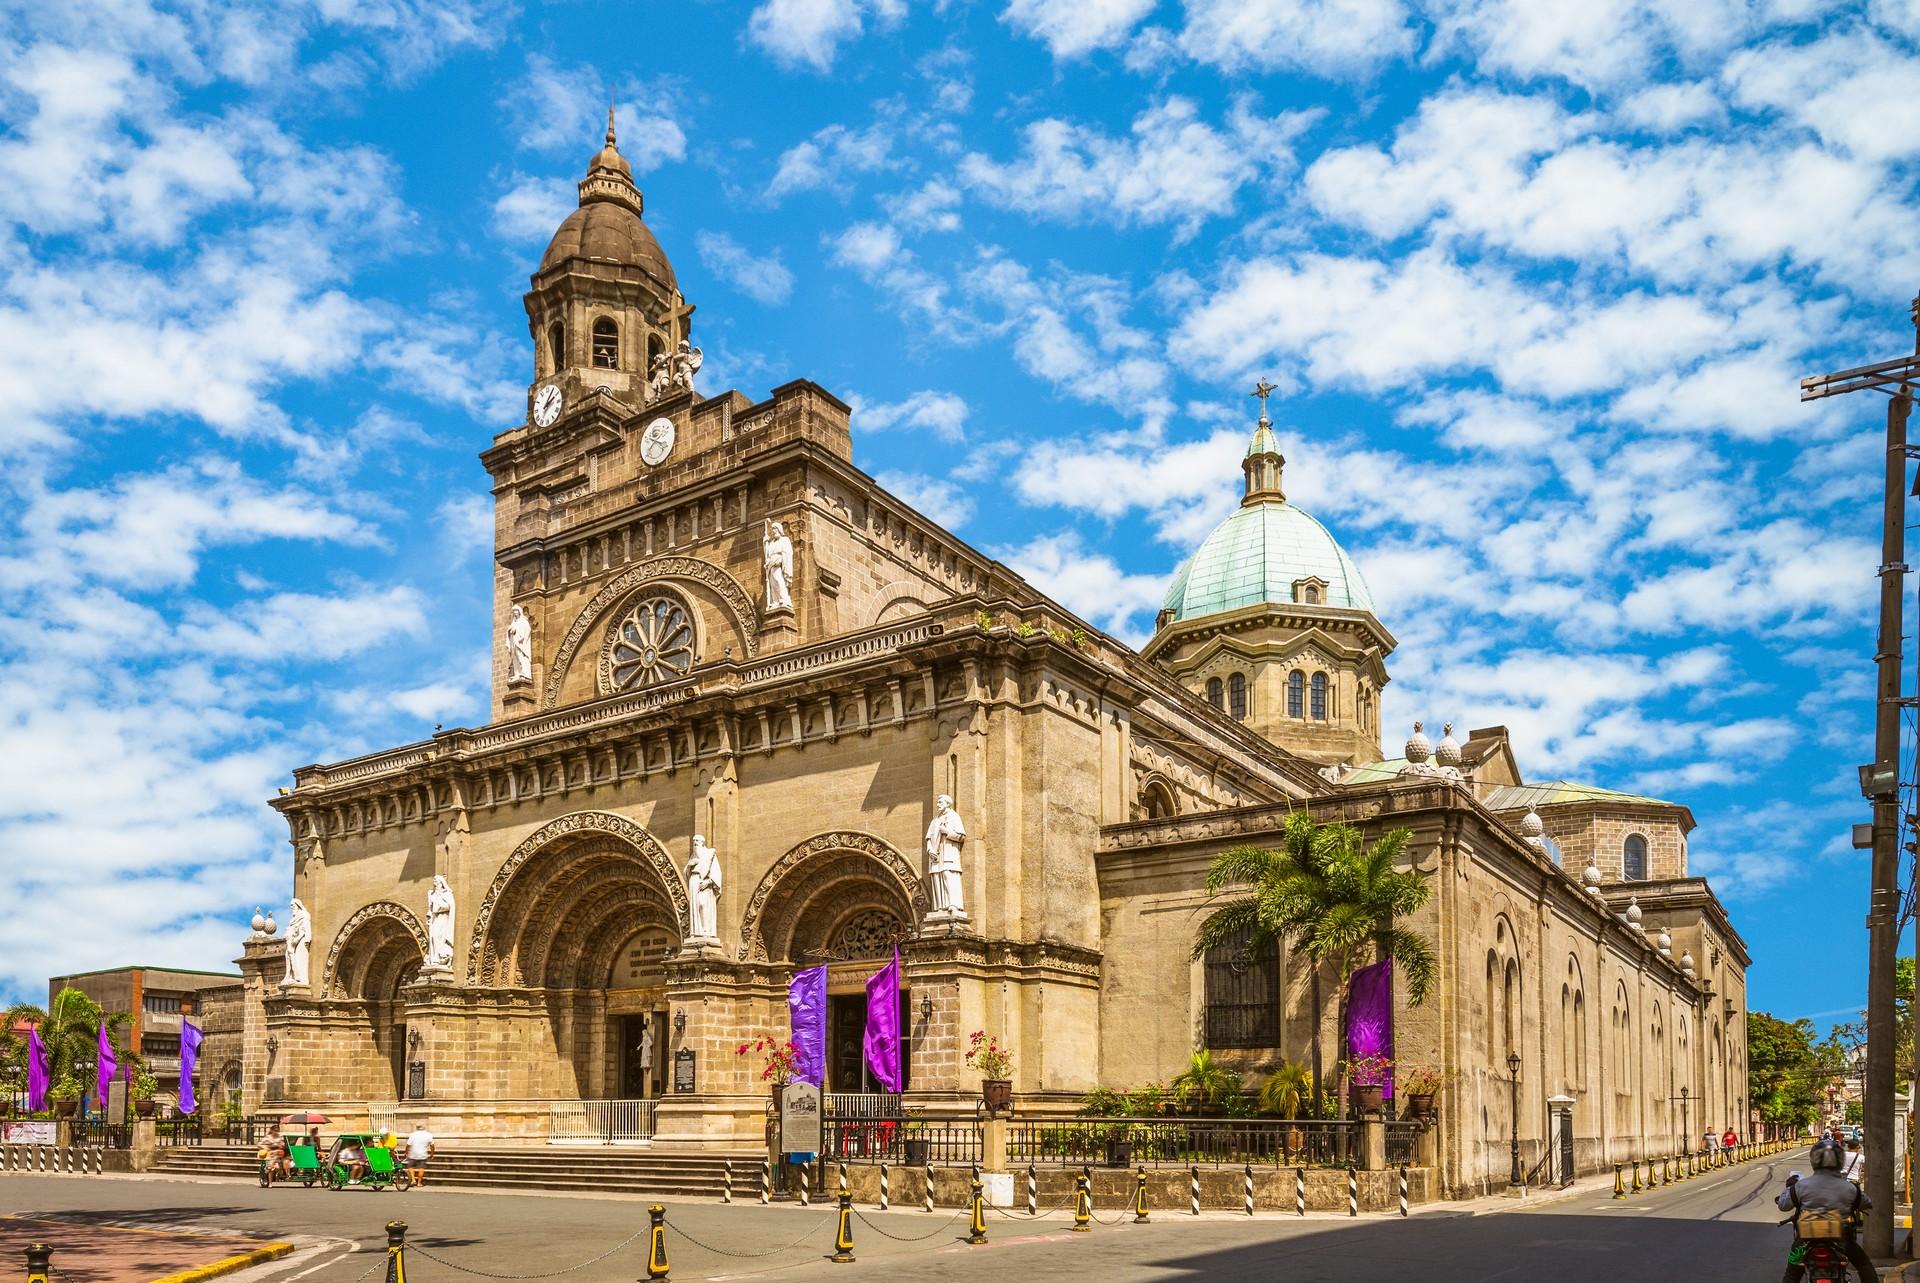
[336,1136,370,1185]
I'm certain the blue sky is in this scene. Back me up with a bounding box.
[2,0,1916,1030]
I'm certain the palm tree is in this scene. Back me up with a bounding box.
[4,988,133,1109]
[1190,811,1435,1116]
[1170,1049,1243,1113]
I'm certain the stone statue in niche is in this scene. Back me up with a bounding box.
[645,351,672,404]
[425,875,456,971]
[923,795,968,924]
[282,898,312,988]
[685,835,723,944]
[506,605,533,685]
[763,520,795,612]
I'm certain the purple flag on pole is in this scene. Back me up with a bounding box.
[26,1027,48,1112]
[788,965,827,1087]
[178,1021,204,1115]
[863,949,902,1093]
[96,1022,117,1109]
[1345,958,1394,1098]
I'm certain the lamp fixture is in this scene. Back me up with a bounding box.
[1506,1051,1521,1078]
[266,1035,279,1058]
[920,993,934,1024]
[673,1010,687,1037]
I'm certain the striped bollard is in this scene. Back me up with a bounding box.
[1397,1163,1408,1218]
[1190,1164,1201,1217]
[1612,1163,1625,1200]
[723,1160,733,1203]
[879,1163,890,1211]
[1243,1163,1254,1216]
[1027,1164,1038,1217]
[799,1163,810,1208]
[25,1244,52,1283]
[838,1162,848,1195]
[1134,1167,1150,1223]
[760,1157,771,1205]
[644,1205,669,1281]
[1346,1165,1357,1217]
[832,1192,856,1264]
[1295,1166,1306,1216]
[924,1162,935,1214]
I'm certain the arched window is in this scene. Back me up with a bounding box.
[1205,677,1223,709]
[1502,958,1518,1058]
[1310,671,1328,721]
[1228,672,1248,720]
[1142,780,1176,821]
[1623,834,1648,881]
[1485,952,1500,1066]
[1203,925,1279,1048]
[547,321,566,373]
[1287,670,1304,718]
[646,332,664,376]
[1574,991,1587,1083]
[592,317,619,369]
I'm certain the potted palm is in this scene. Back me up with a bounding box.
[1171,1050,1242,1116]
[49,1078,80,1118]
[1400,1068,1445,1118]
[133,1068,159,1117]
[1259,1060,1313,1149]
[966,1031,1014,1114]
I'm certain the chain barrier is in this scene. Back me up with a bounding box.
[987,1191,1077,1220]
[407,1223,649,1279]
[850,1208,970,1241]
[662,1212,832,1260]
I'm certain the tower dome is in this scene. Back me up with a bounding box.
[539,108,677,290]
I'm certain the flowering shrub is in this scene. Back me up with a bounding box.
[965,1030,1013,1080]
[1343,1054,1394,1088]
[736,1035,801,1085]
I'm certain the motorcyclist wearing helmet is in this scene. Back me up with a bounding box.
[1777,1138,1876,1282]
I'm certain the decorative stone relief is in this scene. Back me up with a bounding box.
[736,831,927,961]
[543,557,760,708]
[321,900,429,997]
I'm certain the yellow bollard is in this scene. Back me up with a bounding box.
[1072,1172,1093,1232]
[1630,1159,1642,1193]
[1660,1156,1670,1186]
[645,1205,669,1281]
[384,1221,408,1283]
[966,1177,988,1245]
[1612,1163,1625,1200]
[1134,1168,1150,1224]
[832,1192,855,1264]
[24,1245,52,1283]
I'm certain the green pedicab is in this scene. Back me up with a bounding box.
[325,1133,411,1192]
[288,1142,323,1188]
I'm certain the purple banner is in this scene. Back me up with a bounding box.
[178,1021,204,1115]
[863,949,902,1093]
[26,1026,47,1112]
[96,1022,117,1109]
[1346,958,1394,1098]
[788,965,827,1087]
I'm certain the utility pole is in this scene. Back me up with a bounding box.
[1801,293,1920,1259]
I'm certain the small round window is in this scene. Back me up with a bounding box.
[607,594,695,691]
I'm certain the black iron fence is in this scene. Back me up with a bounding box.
[821,1115,983,1166]
[1007,1117,1364,1168]
[157,1116,203,1147]
[1385,1120,1423,1166]
[70,1120,130,1150]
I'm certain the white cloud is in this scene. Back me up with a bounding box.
[1724,28,1920,163]
[877,470,977,527]
[748,0,904,71]
[960,97,1315,238]
[502,56,687,171]
[696,230,796,305]
[850,391,969,442]
[491,175,574,241]
[1002,0,1159,58]
[767,122,897,200]
[1174,0,1415,76]
[997,530,1169,642]
[883,180,962,232]
[1423,0,1756,89]
[175,585,430,660]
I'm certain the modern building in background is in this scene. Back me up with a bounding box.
[47,966,240,1102]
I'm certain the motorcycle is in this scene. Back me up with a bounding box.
[1782,1208,1860,1282]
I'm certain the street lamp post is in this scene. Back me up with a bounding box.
[1507,1051,1523,1187]
[1680,1086,1690,1157]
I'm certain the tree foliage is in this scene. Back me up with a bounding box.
[2,987,135,1101]
[1748,1010,1848,1129]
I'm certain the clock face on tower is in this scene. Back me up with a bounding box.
[640,417,676,467]
[532,384,563,428]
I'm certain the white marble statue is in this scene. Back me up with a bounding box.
[282,898,312,988]
[645,352,672,404]
[506,605,532,685]
[685,835,723,943]
[638,1016,655,1070]
[923,795,968,923]
[763,520,794,612]
[670,339,703,390]
[425,875,456,970]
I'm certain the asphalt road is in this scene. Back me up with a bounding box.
[0,1156,1817,1282]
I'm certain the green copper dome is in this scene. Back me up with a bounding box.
[1162,501,1376,621]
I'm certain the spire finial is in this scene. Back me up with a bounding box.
[606,98,617,148]
[1250,377,1276,428]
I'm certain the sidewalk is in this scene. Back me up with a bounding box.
[0,1215,292,1283]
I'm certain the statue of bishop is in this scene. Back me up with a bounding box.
[923,795,968,925]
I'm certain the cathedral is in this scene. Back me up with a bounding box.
[212,119,1750,1194]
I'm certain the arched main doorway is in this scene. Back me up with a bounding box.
[740,832,925,1094]
[324,902,427,1100]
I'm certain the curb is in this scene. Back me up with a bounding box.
[149,1242,295,1283]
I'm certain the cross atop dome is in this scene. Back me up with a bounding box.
[1243,376,1284,504]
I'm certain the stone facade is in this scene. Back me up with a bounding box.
[230,122,1749,1196]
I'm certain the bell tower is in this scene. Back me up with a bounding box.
[524,109,695,425]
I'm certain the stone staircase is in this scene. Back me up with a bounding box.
[151,1145,756,1199]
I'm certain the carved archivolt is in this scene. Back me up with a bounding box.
[543,556,760,708]
[737,830,927,961]
[466,811,689,984]
[322,901,427,998]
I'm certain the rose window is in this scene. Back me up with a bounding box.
[607,595,695,690]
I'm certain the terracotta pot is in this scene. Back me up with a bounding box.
[1409,1093,1436,1118]
[981,1078,1013,1114]
[1352,1084,1384,1113]
[135,1099,156,1117]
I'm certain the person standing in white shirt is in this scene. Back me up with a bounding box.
[1843,1137,1866,1184]
[405,1125,435,1188]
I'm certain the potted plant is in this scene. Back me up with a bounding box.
[132,1068,158,1117]
[1345,1055,1393,1114]
[965,1031,1013,1113]
[1258,1060,1313,1146]
[901,1110,928,1165]
[1399,1068,1445,1118]
[49,1078,80,1118]
[1170,1050,1242,1116]
[736,1036,802,1107]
